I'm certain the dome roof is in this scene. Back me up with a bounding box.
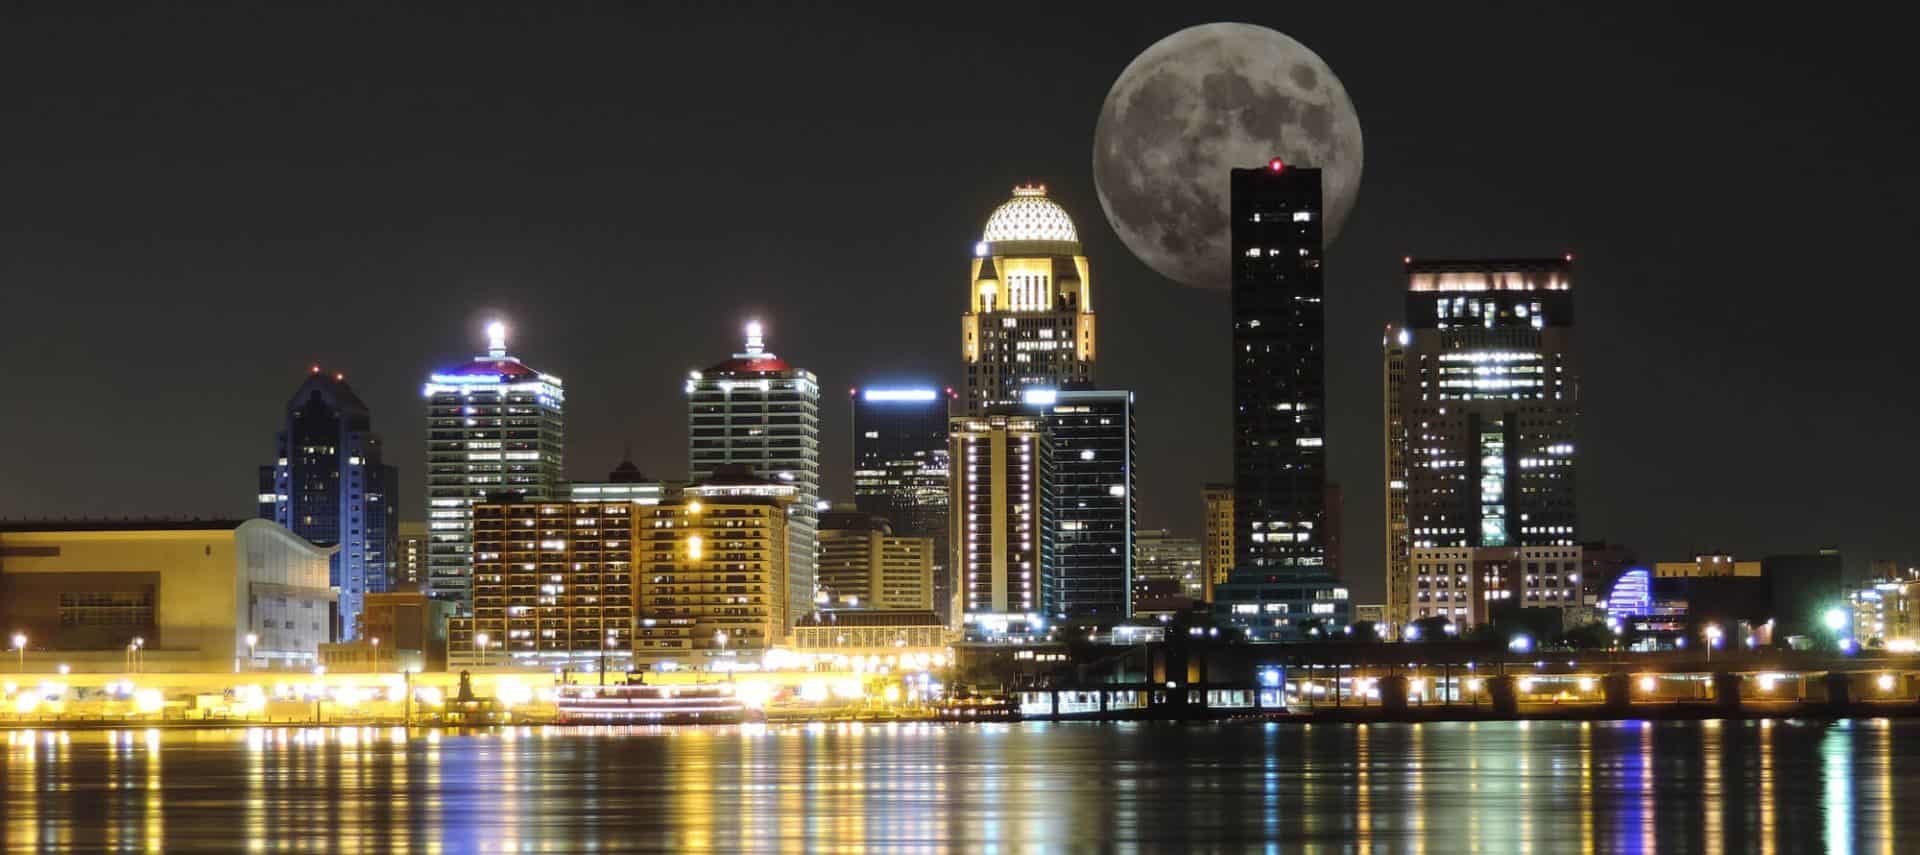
[981,185,1078,245]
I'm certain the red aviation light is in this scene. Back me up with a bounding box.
[1268,158,1285,172]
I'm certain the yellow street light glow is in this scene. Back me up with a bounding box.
[687,501,702,515]
[688,535,704,560]
[1577,677,1595,693]
[1639,675,1657,693]
[1878,673,1896,692]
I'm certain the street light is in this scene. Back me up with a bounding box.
[716,630,731,682]
[1703,624,1723,663]
[371,637,381,669]
[10,632,24,671]
[132,637,144,673]
[475,632,490,669]
[245,633,259,670]
[1824,608,1849,633]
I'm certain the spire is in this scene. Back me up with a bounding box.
[485,320,508,359]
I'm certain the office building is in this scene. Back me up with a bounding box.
[951,411,1054,634]
[816,505,934,612]
[1036,387,1135,619]
[257,366,399,639]
[423,321,566,612]
[446,499,638,669]
[568,458,671,506]
[851,385,952,622]
[1391,257,1583,627]
[1201,484,1234,596]
[1382,324,1411,637]
[1134,529,1205,604]
[634,465,796,655]
[1655,553,1762,578]
[1324,482,1344,579]
[687,321,819,629]
[1851,567,1920,650]
[0,519,333,672]
[397,521,428,593]
[1214,569,1351,641]
[1229,160,1328,581]
[358,591,453,672]
[961,185,1095,415]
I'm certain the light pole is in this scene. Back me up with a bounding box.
[371,637,381,670]
[10,632,23,672]
[132,637,144,673]
[715,630,730,682]
[475,633,490,669]
[1703,624,1723,664]
[601,629,618,686]
[245,634,259,670]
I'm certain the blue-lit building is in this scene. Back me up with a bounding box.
[851,386,953,623]
[259,366,399,639]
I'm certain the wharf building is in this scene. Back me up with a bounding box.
[447,498,637,670]
[1385,257,1583,631]
[257,366,399,639]
[633,465,797,657]
[423,322,565,613]
[816,505,934,612]
[0,519,333,672]
[687,322,819,631]
[950,411,1054,636]
[961,185,1095,415]
[850,386,952,622]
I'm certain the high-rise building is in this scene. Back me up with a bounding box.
[1382,323,1411,637]
[1324,481,1344,579]
[1201,484,1234,598]
[687,321,819,628]
[816,505,934,612]
[258,366,399,639]
[567,458,671,507]
[950,411,1054,634]
[447,499,637,669]
[634,465,796,655]
[397,521,428,593]
[1393,257,1582,627]
[850,386,952,622]
[422,321,566,613]
[1134,529,1205,604]
[1035,387,1135,619]
[961,185,1095,415]
[1229,160,1328,578]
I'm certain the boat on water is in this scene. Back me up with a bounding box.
[555,679,753,725]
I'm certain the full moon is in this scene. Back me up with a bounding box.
[1093,23,1364,289]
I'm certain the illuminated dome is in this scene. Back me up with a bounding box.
[981,185,1078,245]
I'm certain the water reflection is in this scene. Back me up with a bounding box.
[2,719,1914,851]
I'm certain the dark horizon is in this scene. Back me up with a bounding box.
[4,3,1917,602]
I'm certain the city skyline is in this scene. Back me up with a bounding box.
[4,5,1917,607]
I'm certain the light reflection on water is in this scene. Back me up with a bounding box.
[2,719,1915,851]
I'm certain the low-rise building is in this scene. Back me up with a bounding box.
[0,519,333,672]
[1213,570,1351,641]
[816,506,934,612]
[1851,567,1920,650]
[791,610,948,652]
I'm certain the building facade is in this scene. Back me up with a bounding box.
[1851,567,1920,650]
[1201,483,1234,597]
[1037,387,1135,620]
[396,521,428,593]
[850,386,952,622]
[687,322,820,629]
[257,367,398,639]
[1134,529,1205,604]
[447,500,638,670]
[816,506,934,612]
[634,467,795,656]
[1228,160,1328,578]
[1393,258,1583,628]
[950,411,1054,634]
[423,321,566,612]
[0,519,334,672]
[1383,324,1411,637]
[961,185,1095,415]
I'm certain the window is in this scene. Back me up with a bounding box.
[58,591,153,626]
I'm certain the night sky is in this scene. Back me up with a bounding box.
[4,4,1916,601]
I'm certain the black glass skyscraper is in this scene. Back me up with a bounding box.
[850,386,952,622]
[259,367,399,640]
[1037,387,1135,619]
[1229,160,1327,575]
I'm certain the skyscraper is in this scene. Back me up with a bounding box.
[396,521,428,594]
[1035,387,1135,619]
[950,411,1053,634]
[850,386,952,622]
[258,366,399,639]
[686,321,820,624]
[1229,159,1327,577]
[1393,257,1582,627]
[635,465,797,656]
[422,321,566,612]
[961,185,1095,415]
[1382,323,1411,637]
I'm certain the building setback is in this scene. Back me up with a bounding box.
[816,506,934,612]
[422,322,566,613]
[961,185,1095,415]
[950,411,1054,634]
[258,366,399,639]
[1037,387,1135,620]
[1389,257,1583,629]
[850,386,952,622]
[686,322,819,629]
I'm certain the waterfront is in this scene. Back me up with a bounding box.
[3,719,1914,852]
